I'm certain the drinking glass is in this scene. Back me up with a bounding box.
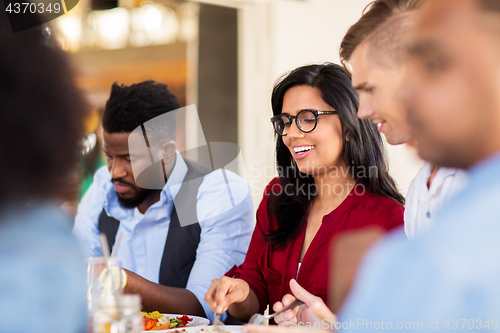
[86,257,123,312]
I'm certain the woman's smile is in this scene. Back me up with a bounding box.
[292,145,316,159]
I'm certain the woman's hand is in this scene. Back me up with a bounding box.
[205,276,251,314]
[273,279,336,327]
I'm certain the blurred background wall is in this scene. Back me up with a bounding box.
[54,0,423,211]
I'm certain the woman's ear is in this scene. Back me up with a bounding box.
[345,131,350,142]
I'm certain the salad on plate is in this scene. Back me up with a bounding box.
[142,311,193,331]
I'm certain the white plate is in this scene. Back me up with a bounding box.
[148,326,243,333]
[142,314,210,332]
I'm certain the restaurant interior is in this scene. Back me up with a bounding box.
[53,0,423,210]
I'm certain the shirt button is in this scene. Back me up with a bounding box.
[426,212,431,219]
[138,269,144,274]
[135,230,139,233]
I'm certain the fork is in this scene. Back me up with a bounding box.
[248,299,305,325]
[213,312,225,333]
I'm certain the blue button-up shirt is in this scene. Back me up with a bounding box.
[339,153,500,331]
[73,152,254,320]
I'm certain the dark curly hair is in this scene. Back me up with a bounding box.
[102,81,180,142]
[0,13,88,203]
[266,63,404,249]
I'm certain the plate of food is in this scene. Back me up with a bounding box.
[142,312,210,331]
[151,325,243,333]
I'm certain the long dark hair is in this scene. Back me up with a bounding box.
[265,63,404,249]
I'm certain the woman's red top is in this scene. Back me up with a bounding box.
[227,178,404,313]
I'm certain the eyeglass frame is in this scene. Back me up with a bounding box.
[270,109,338,136]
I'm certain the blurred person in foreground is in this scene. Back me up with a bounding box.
[244,0,500,331]
[73,81,254,320]
[0,11,88,333]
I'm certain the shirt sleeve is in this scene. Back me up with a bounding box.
[374,200,405,231]
[352,191,404,232]
[185,169,254,321]
[72,166,109,258]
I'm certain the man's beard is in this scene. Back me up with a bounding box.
[117,189,153,209]
[112,178,153,209]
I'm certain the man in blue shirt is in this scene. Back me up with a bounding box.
[337,0,500,330]
[0,11,88,333]
[73,81,254,320]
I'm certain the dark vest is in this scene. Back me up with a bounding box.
[98,159,211,288]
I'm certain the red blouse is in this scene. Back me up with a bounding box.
[229,178,404,314]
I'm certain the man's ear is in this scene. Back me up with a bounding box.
[161,140,177,163]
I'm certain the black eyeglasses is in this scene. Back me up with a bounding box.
[270,109,338,136]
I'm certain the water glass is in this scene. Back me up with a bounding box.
[86,257,123,312]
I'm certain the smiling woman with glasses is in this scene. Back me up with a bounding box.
[205,63,404,323]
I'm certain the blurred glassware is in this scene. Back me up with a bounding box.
[82,133,98,155]
[93,294,142,333]
[86,257,124,313]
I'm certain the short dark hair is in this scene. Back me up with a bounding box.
[0,14,88,203]
[266,63,404,249]
[478,0,500,36]
[102,81,180,141]
[340,0,424,70]
[480,0,500,12]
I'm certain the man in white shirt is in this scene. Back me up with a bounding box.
[403,163,466,238]
[340,0,467,238]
